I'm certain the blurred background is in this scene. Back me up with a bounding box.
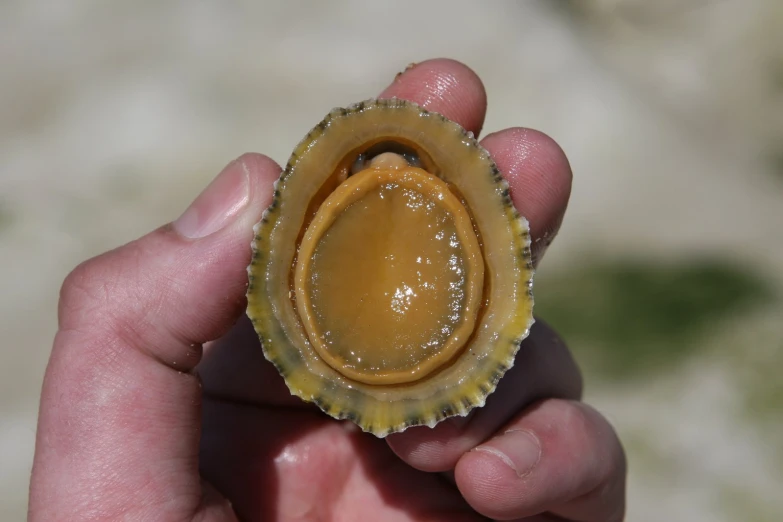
[2,0,782,520]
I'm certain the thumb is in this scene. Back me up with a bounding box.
[29,153,280,521]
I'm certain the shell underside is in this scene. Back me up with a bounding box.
[247,98,534,437]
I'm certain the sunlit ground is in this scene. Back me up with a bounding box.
[1,1,782,520]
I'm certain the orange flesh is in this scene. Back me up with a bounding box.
[294,156,484,385]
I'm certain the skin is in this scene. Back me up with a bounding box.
[29,59,626,521]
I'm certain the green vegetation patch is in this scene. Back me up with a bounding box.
[768,148,783,182]
[0,200,14,232]
[534,257,775,379]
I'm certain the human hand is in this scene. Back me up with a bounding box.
[29,59,626,521]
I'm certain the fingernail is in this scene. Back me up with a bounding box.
[531,225,558,267]
[173,160,250,239]
[474,429,541,477]
[394,62,418,81]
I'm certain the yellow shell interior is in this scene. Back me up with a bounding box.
[294,155,484,385]
[247,99,535,437]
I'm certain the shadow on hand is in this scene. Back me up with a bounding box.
[196,316,483,521]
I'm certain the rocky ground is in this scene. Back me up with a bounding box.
[1,1,782,520]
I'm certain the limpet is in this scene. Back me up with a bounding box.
[247,98,534,437]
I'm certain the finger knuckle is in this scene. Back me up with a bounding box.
[556,399,593,437]
[575,402,626,482]
[59,256,119,329]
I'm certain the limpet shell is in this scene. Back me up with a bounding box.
[247,98,534,437]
